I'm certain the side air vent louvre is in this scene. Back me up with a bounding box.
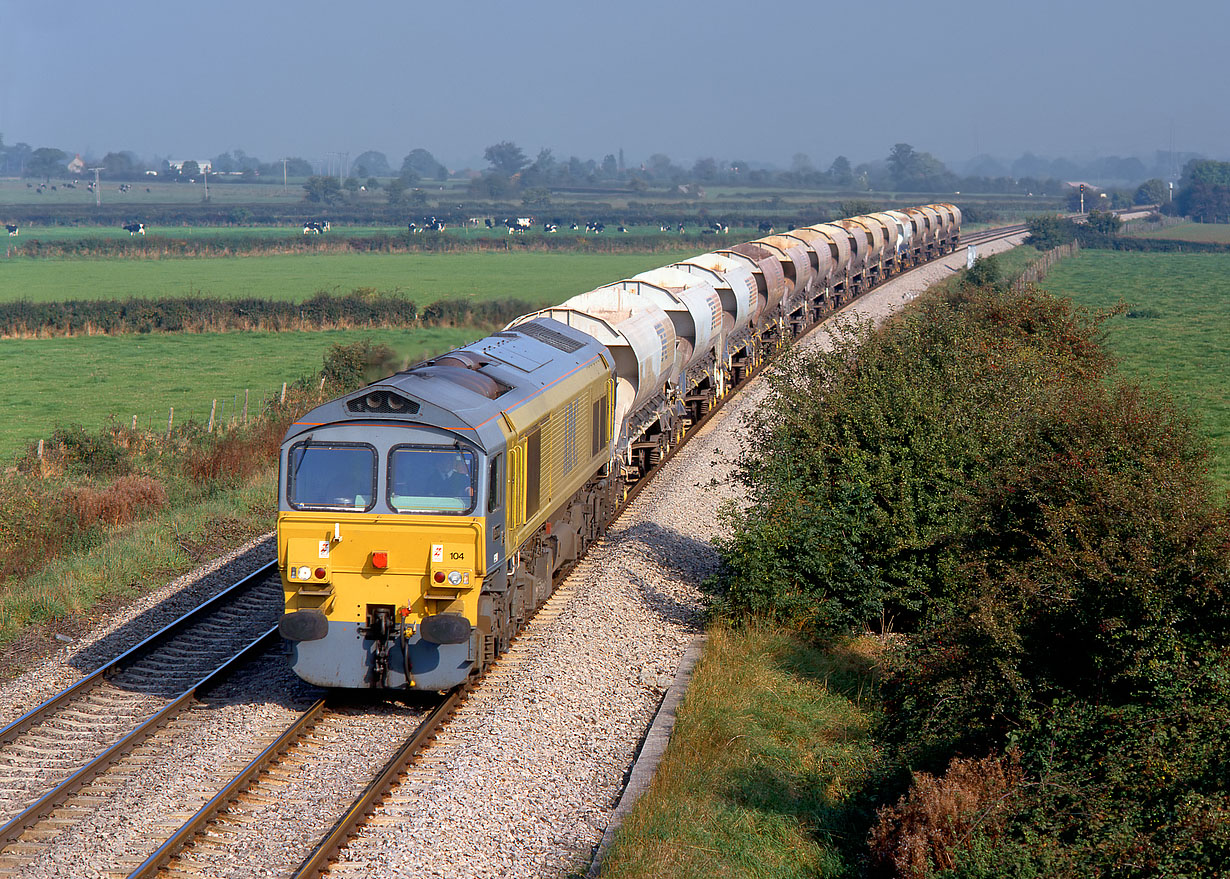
[517,322,585,352]
[348,390,420,415]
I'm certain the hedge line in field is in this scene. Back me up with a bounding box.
[0,292,533,336]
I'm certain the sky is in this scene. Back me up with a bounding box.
[2,0,1227,172]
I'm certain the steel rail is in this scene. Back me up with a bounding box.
[290,687,468,879]
[0,627,279,852]
[0,560,277,749]
[126,697,330,878]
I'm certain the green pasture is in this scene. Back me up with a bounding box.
[1042,250,1230,489]
[0,250,693,304]
[1133,222,1230,244]
[0,326,480,462]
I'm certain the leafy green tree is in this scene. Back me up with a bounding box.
[25,147,67,181]
[692,157,718,182]
[179,160,201,179]
[102,151,139,177]
[601,154,618,178]
[384,176,408,206]
[343,176,360,193]
[829,155,853,187]
[352,150,391,177]
[483,141,528,178]
[303,175,343,204]
[400,148,446,181]
[1134,177,1167,205]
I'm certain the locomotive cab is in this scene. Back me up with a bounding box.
[279,424,496,690]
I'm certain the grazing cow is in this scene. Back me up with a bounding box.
[5,224,18,237]
[485,218,494,228]
[423,216,446,231]
[710,222,729,234]
[302,220,329,234]
[617,225,628,233]
[570,222,580,231]
[757,221,774,234]
[408,222,420,234]
[659,223,671,232]
[504,217,533,233]
[677,222,686,234]
[544,223,558,233]
[123,222,145,236]
[585,221,605,234]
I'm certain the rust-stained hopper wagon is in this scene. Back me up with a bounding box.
[866,212,902,275]
[755,233,816,333]
[885,210,917,267]
[904,206,938,259]
[783,227,838,305]
[841,217,886,284]
[809,223,857,299]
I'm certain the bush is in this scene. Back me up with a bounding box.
[869,751,1023,879]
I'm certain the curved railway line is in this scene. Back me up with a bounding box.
[0,216,1065,876]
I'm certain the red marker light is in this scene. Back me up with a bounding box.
[372,551,388,569]
[314,567,327,580]
[434,571,446,583]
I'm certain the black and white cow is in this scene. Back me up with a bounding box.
[5,224,17,237]
[543,223,558,233]
[757,221,775,234]
[570,222,580,231]
[585,221,605,234]
[504,217,533,234]
[617,225,629,233]
[677,222,686,234]
[123,222,145,236]
[302,220,330,234]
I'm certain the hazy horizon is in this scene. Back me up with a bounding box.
[3,0,1226,173]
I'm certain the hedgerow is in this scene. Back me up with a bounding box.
[707,274,1230,875]
[0,291,533,338]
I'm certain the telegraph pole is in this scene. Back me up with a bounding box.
[90,167,104,207]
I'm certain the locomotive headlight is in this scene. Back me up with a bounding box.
[447,570,463,586]
[297,566,311,580]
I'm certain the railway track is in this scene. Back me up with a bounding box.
[0,562,282,872]
[0,217,1045,876]
[246,226,1036,877]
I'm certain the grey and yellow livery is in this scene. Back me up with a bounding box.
[278,318,616,690]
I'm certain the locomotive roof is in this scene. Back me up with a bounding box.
[284,317,613,450]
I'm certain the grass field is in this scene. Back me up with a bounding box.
[0,326,479,462]
[0,250,693,304]
[1132,222,1230,244]
[1042,250,1230,490]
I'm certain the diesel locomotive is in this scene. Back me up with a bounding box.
[277,204,961,690]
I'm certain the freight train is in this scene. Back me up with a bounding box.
[276,204,961,690]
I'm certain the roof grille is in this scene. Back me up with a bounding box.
[348,389,420,415]
[517,322,585,353]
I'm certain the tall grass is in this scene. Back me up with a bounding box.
[599,625,885,879]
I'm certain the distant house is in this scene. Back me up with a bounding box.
[168,159,213,173]
[67,154,86,175]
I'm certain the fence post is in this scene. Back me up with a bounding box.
[243,389,249,425]
[280,382,287,405]
[37,439,43,459]
[208,399,217,433]
[166,407,174,439]
[131,414,138,431]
